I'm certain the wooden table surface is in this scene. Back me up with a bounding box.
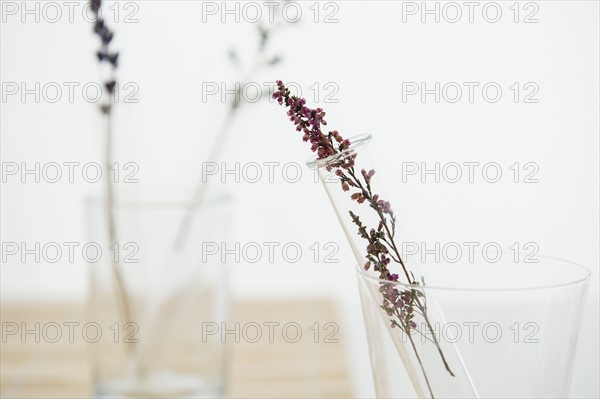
[1,299,353,398]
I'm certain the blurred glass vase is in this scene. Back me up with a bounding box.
[86,189,230,398]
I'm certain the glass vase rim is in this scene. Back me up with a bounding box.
[306,133,373,169]
[355,255,591,292]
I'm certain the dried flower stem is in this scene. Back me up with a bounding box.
[90,0,134,354]
[173,19,285,249]
[274,80,453,397]
[104,107,134,340]
[346,166,454,376]
[348,163,455,382]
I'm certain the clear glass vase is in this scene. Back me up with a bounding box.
[307,134,591,398]
[308,134,478,398]
[357,255,590,398]
[85,189,230,398]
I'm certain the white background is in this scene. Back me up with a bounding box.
[1,1,598,397]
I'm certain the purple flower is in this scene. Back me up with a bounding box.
[273,80,347,160]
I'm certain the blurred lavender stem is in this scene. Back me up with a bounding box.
[172,21,285,250]
[90,0,134,355]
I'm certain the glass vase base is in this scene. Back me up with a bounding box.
[94,372,223,398]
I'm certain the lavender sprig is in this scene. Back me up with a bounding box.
[90,0,133,341]
[91,0,118,114]
[274,80,454,397]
